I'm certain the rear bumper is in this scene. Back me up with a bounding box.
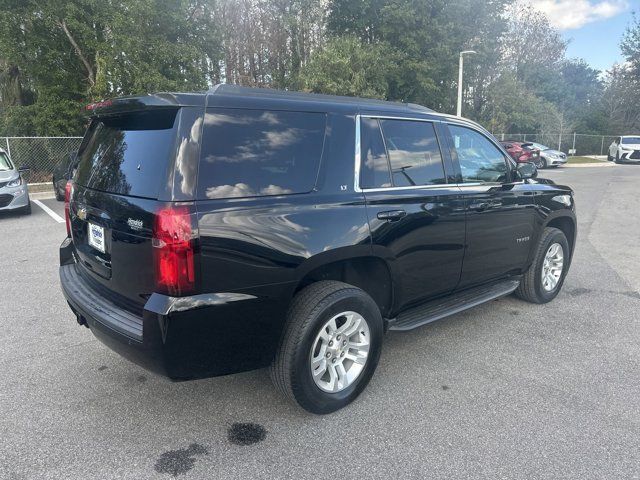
[59,238,288,379]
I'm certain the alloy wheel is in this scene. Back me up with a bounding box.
[310,311,370,393]
[541,242,564,292]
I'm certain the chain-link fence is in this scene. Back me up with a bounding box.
[0,132,623,187]
[0,137,83,184]
[493,133,618,157]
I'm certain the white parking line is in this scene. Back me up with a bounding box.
[32,199,65,223]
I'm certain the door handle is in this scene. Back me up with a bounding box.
[377,210,406,222]
[469,200,502,212]
[469,202,489,211]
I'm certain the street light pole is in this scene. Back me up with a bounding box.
[456,50,476,117]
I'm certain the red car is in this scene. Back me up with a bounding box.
[500,141,542,167]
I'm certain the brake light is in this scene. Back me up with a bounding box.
[64,181,73,237]
[85,100,113,111]
[152,206,197,296]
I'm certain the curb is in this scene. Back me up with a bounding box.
[564,162,613,168]
[31,191,56,200]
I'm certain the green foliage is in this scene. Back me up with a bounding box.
[0,0,632,137]
[0,0,221,135]
[300,36,397,98]
[621,13,640,77]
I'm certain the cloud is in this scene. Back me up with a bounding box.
[529,0,628,30]
[205,183,293,199]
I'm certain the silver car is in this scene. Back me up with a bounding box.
[528,142,568,168]
[0,148,31,215]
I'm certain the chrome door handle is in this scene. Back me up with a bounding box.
[377,210,406,222]
[469,202,489,211]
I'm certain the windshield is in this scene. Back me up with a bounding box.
[621,137,640,144]
[0,152,13,171]
[529,142,549,150]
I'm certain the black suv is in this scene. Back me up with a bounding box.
[59,86,576,414]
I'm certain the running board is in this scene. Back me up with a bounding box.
[387,279,521,332]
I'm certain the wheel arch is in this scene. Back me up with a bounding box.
[545,214,576,258]
[294,250,394,318]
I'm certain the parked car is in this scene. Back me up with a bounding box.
[527,142,567,168]
[608,136,640,163]
[52,150,78,201]
[500,141,543,167]
[59,86,577,414]
[0,148,31,215]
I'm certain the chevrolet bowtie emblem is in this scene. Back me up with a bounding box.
[77,207,87,220]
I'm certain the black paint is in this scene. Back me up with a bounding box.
[227,423,267,446]
[154,443,208,477]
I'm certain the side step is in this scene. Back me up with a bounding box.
[387,279,521,332]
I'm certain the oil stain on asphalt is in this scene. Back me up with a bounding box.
[227,423,267,446]
[154,443,208,477]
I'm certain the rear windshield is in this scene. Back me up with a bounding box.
[75,110,177,198]
[0,152,13,171]
[621,137,640,144]
[197,108,326,199]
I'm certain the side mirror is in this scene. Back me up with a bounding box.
[17,165,31,173]
[516,162,537,180]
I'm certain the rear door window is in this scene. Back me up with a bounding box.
[197,108,326,200]
[359,117,447,188]
[360,118,392,189]
[379,119,446,186]
[74,110,177,199]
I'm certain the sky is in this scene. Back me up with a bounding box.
[529,0,638,72]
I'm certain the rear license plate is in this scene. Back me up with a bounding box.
[88,222,105,253]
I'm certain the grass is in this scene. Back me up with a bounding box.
[566,156,607,164]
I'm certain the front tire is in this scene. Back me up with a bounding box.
[270,281,383,414]
[615,152,621,164]
[515,227,570,304]
[54,184,64,201]
[21,201,32,215]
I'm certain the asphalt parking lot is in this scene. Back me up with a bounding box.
[1,165,639,480]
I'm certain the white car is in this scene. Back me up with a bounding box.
[608,136,640,163]
[0,148,31,215]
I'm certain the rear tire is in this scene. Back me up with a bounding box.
[615,152,621,164]
[270,281,383,414]
[515,227,569,304]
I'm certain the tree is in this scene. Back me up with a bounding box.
[621,13,640,77]
[300,36,397,98]
[0,0,222,135]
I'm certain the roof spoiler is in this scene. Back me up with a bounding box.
[83,93,202,117]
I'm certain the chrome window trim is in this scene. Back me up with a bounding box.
[354,114,362,192]
[354,114,449,193]
[360,184,456,193]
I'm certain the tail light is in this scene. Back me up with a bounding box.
[64,181,73,237]
[152,205,198,296]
